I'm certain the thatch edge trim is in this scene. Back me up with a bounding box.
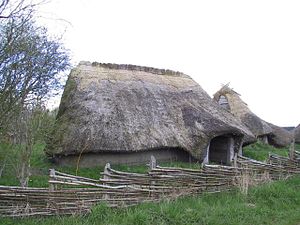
[78,61,188,77]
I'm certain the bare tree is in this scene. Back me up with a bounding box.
[0,0,70,186]
[0,14,70,132]
[7,105,48,187]
[0,0,42,19]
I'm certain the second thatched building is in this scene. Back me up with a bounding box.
[294,124,300,144]
[213,85,292,148]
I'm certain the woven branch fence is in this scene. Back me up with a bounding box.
[295,151,300,159]
[0,153,299,217]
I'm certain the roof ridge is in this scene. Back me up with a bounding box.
[78,61,187,77]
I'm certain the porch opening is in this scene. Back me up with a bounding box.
[258,135,269,144]
[208,135,234,165]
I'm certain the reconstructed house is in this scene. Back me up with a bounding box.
[46,62,254,167]
[213,85,292,147]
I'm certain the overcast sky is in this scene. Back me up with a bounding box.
[39,0,300,127]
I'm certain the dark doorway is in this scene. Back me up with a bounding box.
[209,135,233,165]
[258,135,269,144]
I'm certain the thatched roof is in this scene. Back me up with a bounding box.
[46,62,254,160]
[282,127,295,132]
[213,85,292,147]
[266,122,293,147]
[213,85,272,137]
[295,124,300,144]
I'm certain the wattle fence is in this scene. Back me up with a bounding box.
[0,153,299,217]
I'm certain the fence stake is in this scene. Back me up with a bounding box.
[103,163,111,200]
[49,169,56,191]
[149,156,157,195]
[289,138,295,160]
[149,155,157,170]
[233,153,237,168]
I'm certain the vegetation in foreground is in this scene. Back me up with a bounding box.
[0,142,300,224]
[0,143,300,225]
[0,175,299,225]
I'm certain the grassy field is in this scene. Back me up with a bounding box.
[243,141,295,161]
[0,142,203,187]
[1,141,299,187]
[0,142,300,224]
[2,141,298,187]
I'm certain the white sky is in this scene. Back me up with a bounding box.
[38,0,300,127]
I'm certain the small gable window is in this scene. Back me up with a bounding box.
[218,95,230,110]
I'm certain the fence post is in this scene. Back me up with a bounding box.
[103,163,111,200]
[203,144,210,165]
[148,156,157,196]
[149,155,156,170]
[268,152,272,164]
[289,138,295,160]
[49,169,56,191]
[233,153,238,168]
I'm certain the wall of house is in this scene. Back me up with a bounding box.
[52,147,196,167]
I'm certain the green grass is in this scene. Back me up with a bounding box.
[1,141,299,187]
[243,142,300,162]
[1,175,299,225]
[0,143,202,187]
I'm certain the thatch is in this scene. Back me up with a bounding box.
[213,85,292,147]
[266,122,293,147]
[46,62,254,161]
[282,127,295,132]
[213,85,272,138]
[294,124,300,144]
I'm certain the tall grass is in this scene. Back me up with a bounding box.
[243,142,300,161]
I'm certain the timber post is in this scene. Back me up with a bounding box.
[289,137,295,160]
[233,153,238,168]
[268,152,272,165]
[103,163,111,200]
[149,156,157,195]
[149,155,156,171]
[49,169,56,191]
